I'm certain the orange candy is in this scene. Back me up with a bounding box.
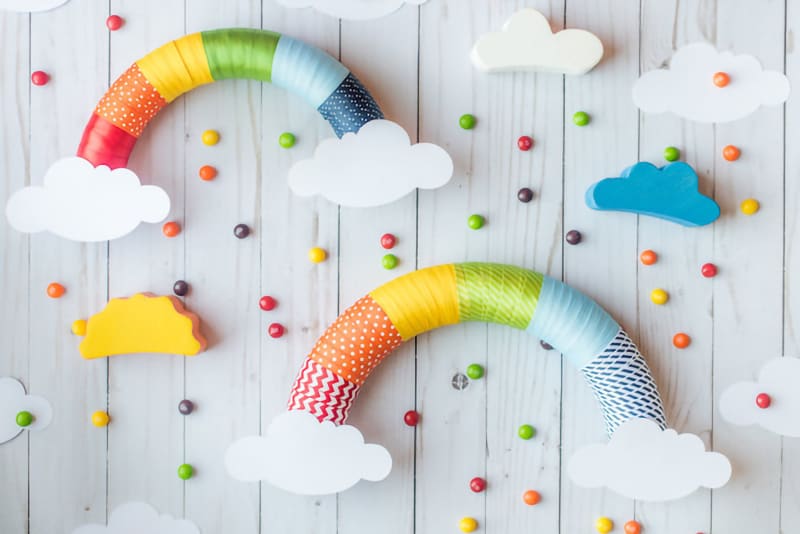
[722,145,740,161]
[713,71,730,87]
[522,490,541,505]
[47,282,65,298]
[199,165,217,181]
[673,332,691,349]
[640,249,658,265]
[624,520,642,534]
[162,221,181,238]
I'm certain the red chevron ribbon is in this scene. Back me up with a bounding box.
[288,358,360,424]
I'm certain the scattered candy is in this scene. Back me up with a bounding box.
[595,516,614,534]
[198,165,217,181]
[573,111,590,126]
[565,229,582,245]
[459,114,477,130]
[713,71,730,87]
[517,187,534,203]
[233,224,250,239]
[162,221,181,238]
[91,411,110,427]
[663,146,680,162]
[47,282,65,298]
[177,463,194,480]
[517,135,534,151]
[624,520,642,534]
[451,373,469,390]
[308,247,327,263]
[278,132,296,148]
[740,198,760,215]
[382,254,399,270]
[701,263,718,278]
[722,145,740,161]
[466,363,484,380]
[468,214,485,230]
[31,70,49,86]
[522,489,541,506]
[673,332,691,349]
[105,15,124,31]
[178,400,194,415]
[403,410,419,426]
[380,233,397,249]
[173,280,189,297]
[201,129,220,146]
[639,249,657,265]
[518,424,536,440]
[540,340,553,350]
[756,393,771,409]
[268,323,285,338]
[71,319,87,336]
[650,288,669,305]
[16,411,33,427]
[259,295,277,311]
[459,517,478,533]
[469,477,486,493]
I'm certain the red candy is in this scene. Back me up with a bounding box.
[259,296,277,311]
[469,477,486,493]
[756,393,771,409]
[268,323,285,338]
[380,233,397,250]
[517,136,534,151]
[701,263,718,278]
[403,410,419,426]
[106,15,124,31]
[31,71,49,86]
[162,221,181,238]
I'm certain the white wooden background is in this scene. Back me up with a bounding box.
[0,0,797,532]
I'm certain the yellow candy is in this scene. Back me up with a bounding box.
[650,288,669,305]
[459,517,478,533]
[308,247,327,264]
[201,129,220,146]
[71,319,87,336]
[740,198,760,215]
[595,516,614,534]
[91,411,110,427]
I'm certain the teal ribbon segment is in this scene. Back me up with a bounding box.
[271,35,350,109]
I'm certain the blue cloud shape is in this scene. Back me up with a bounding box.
[585,162,720,227]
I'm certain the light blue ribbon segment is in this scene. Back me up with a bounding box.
[271,35,349,109]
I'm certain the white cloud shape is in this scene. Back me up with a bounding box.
[72,502,199,534]
[568,418,731,501]
[720,357,800,437]
[633,42,790,123]
[276,0,427,20]
[0,377,52,445]
[288,119,452,207]
[6,157,170,242]
[0,0,71,12]
[225,410,392,495]
[471,8,603,74]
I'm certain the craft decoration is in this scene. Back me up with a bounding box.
[77,293,207,359]
[0,377,52,444]
[633,42,790,123]
[226,263,680,495]
[276,0,428,21]
[72,502,199,534]
[0,0,70,12]
[568,418,731,501]
[471,9,603,75]
[585,162,720,227]
[720,357,800,437]
[5,29,452,242]
[289,120,453,207]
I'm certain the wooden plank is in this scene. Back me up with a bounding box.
[105,0,186,519]
[336,7,420,534]
[27,0,110,532]
[0,9,30,534]
[183,3,262,533]
[560,0,640,531]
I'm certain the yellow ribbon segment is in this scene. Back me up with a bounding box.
[136,32,213,103]
[370,264,460,341]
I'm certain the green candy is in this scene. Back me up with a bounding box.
[518,424,536,440]
[15,411,33,427]
[572,111,590,126]
[178,464,194,480]
[466,364,484,380]
[467,214,485,230]
[279,132,296,148]
[459,114,476,130]
[382,254,399,270]
[664,146,680,162]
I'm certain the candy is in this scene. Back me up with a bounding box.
[466,363,484,380]
[756,393,771,409]
[573,111,590,126]
[279,132,296,148]
[517,187,534,203]
[382,254,399,270]
[517,136,534,151]
[201,130,220,146]
[31,71,49,86]
[173,280,189,297]
[91,411,110,427]
[468,214,485,230]
[713,71,730,87]
[47,282,65,298]
[403,410,419,426]
[71,319,87,336]
[650,288,669,305]
[459,114,477,130]
[673,332,691,349]
[740,198,760,215]
[233,224,250,239]
[469,477,486,493]
[268,323,285,338]
[198,165,217,181]
[162,221,181,238]
[624,520,642,534]
[701,263,718,278]
[308,247,327,263]
[664,146,680,162]
[177,463,194,480]
[459,517,478,533]
[595,516,614,534]
[380,233,397,249]
[178,400,194,415]
[722,145,740,161]
[105,15,124,31]
[16,411,33,427]
[639,249,657,265]
[565,230,582,245]
[518,424,535,440]
[540,340,553,350]
[259,296,277,311]
[522,490,541,506]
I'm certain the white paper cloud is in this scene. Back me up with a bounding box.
[720,357,800,437]
[633,42,790,123]
[72,502,199,534]
[276,0,427,20]
[0,377,52,445]
[288,119,452,207]
[225,410,392,495]
[471,8,603,74]
[6,157,170,242]
[0,0,71,12]
[568,418,731,501]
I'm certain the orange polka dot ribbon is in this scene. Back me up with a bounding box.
[95,63,167,138]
